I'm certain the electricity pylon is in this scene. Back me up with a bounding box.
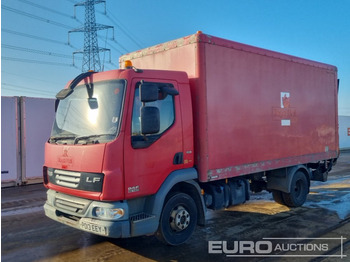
[69,0,113,72]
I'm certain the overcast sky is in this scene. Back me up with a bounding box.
[1,0,350,115]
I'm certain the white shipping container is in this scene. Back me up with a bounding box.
[1,96,55,187]
[339,115,350,150]
[1,97,20,186]
[22,97,55,183]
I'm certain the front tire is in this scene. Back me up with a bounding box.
[156,192,197,246]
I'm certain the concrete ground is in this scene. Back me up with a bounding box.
[2,151,350,262]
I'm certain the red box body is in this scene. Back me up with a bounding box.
[121,33,339,183]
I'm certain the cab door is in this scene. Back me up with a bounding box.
[123,78,184,199]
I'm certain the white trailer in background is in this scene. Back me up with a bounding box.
[1,96,55,187]
[339,115,350,150]
[1,97,20,187]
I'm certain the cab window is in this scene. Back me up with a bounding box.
[131,82,175,148]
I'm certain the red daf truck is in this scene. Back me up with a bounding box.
[43,32,339,245]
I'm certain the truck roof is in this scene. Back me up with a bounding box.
[120,32,337,72]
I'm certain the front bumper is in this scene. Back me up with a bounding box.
[44,189,130,238]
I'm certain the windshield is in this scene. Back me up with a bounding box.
[50,79,126,144]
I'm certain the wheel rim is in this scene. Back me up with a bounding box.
[294,179,303,199]
[170,205,190,232]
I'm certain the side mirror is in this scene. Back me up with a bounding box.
[140,82,159,102]
[88,98,98,109]
[161,86,179,97]
[141,106,160,134]
[56,88,74,100]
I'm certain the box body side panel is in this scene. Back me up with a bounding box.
[203,43,338,181]
[120,33,338,182]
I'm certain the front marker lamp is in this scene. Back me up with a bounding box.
[95,207,125,220]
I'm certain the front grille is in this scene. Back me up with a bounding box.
[56,198,85,214]
[48,168,104,192]
[54,170,81,189]
[54,193,92,216]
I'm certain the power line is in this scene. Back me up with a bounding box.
[2,1,137,99]
[104,9,144,49]
[2,28,69,46]
[2,83,56,97]
[2,70,62,87]
[2,5,75,30]
[97,34,123,55]
[17,0,74,19]
[2,44,80,60]
[2,56,76,67]
[111,39,129,53]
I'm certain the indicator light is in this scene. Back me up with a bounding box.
[124,60,133,69]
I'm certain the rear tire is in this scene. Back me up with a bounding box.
[282,171,308,207]
[272,190,285,205]
[156,192,197,246]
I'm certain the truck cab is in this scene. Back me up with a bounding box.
[43,66,205,245]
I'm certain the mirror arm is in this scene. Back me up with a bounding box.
[55,71,96,100]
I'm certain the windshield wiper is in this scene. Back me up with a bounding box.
[49,135,76,144]
[73,134,115,144]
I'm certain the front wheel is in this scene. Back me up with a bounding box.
[282,171,309,207]
[156,192,197,246]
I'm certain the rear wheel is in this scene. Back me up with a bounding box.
[156,192,197,246]
[282,171,308,207]
[272,190,285,205]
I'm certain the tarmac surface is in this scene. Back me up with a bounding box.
[2,151,350,262]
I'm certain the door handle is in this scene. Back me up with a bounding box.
[173,152,183,165]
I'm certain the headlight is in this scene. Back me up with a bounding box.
[47,168,54,177]
[95,207,125,220]
[43,167,53,185]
